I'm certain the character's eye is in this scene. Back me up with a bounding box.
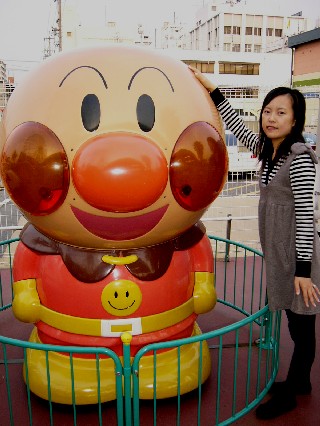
[1,122,70,216]
[170,122,228,211]
[136,94,155,132]
[81,94,100,132]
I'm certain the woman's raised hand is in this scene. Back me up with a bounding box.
[188,65,217,92]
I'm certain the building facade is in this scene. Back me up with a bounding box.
[189,0,308,53]
[0,61,15,120]
[288,27,320,136]
[169,48,292,134]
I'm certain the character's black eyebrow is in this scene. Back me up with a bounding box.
[128,67,174,92]
[59,66,108,89]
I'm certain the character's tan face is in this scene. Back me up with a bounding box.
[0,46,228,249]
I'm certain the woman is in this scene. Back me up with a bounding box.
[189,66,320,420]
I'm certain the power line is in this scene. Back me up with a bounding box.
[0,59,41,63]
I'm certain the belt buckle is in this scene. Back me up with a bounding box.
[101,318,142,337]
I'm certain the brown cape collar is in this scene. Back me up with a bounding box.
[20,222,206,283]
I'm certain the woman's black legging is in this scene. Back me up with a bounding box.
[285,309,316,388]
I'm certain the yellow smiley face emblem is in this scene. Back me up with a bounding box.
[101,280,142,316]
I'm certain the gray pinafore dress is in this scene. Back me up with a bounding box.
[258,142,320,314]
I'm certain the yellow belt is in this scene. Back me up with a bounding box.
[39,298,195,337]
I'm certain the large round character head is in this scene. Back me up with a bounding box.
[0,46,228,249]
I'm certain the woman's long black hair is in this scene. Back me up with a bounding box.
[256,87,306,169]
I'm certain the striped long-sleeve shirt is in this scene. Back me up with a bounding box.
[211,89,316,277]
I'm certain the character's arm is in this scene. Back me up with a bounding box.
[12,242,41,323]
[12,279,41,323]
[194,271,217,314]
[190,233,217,314]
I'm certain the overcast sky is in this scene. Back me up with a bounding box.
[0,0,318,81]
[0,0,202,62]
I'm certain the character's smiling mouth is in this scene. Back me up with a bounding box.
[71,205,168,240]
[108,301,135,310]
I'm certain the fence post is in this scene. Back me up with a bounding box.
[121,332,133,426]
[255,311,275,350]
[225,214,232,262]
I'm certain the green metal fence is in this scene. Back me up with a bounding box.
[0,236,281,426]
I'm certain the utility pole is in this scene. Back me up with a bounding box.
[52,0,62,51]
[57,0,62,51]
[43,36,55,59]
[43,0,61,59]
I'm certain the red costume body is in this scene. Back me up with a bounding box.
[14,223,213,355]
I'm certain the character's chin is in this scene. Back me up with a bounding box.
[71,205,169,240]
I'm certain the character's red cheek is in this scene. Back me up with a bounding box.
[169,122,228,211]
[1,122,70,216]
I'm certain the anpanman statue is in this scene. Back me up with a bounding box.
[0,45,228,404]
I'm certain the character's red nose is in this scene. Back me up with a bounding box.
[72,133,168,213]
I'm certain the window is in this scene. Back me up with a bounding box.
[232,44,241,52]
[246,27,253,35]
[201,62,214,73]
[224,43,231,51]
[254,44,261,53]
[235,109,256,117]
[219,62,260,75]
[266,28,273,36]
[67,31,72,37]
[220,63,231,74]
[245,44,252,52]
[182,60,214,73]
[5,83,14,94]
[220,87,259,98]
[224,26,232,34]
[275,28,283,37]
[254,27,262,36]
[225,133,237,146]
[232,26,241,35]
